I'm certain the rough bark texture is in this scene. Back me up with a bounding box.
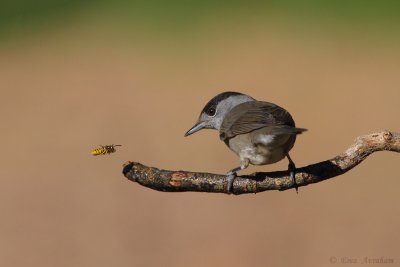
[122,131,400,195]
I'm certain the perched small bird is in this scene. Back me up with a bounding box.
[185,92,306,193]
[91,144,121,156]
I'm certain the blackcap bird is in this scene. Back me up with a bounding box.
[185,91,306,193]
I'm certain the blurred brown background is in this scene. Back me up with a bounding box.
[0,1,399,266]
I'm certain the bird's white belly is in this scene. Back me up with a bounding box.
[227,133,289,165]
[241,145,286,165]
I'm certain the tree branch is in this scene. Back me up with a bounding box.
[122,131,400,195]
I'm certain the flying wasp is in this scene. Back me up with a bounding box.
[91,144,121,156]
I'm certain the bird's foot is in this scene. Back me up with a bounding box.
[288,162,298,193]
[226,171,237,194]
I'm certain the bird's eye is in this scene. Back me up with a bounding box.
[206,107,216,116]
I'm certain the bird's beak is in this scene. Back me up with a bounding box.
[184,122,205,137]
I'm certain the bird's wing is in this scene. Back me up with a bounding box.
[219,101,306,140]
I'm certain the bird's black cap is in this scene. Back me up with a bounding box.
[201,91,244,116]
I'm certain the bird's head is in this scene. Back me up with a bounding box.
[184,91,255,136]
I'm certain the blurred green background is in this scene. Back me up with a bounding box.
[2,0,400,38]
[0,1,399,267]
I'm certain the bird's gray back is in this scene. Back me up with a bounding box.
[219,101,300,140]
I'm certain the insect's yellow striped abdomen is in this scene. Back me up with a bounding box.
[91,145,121,156]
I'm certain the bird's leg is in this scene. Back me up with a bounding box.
[226,159,249,194]
[226,167,240,193]
[286,153,298,193]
